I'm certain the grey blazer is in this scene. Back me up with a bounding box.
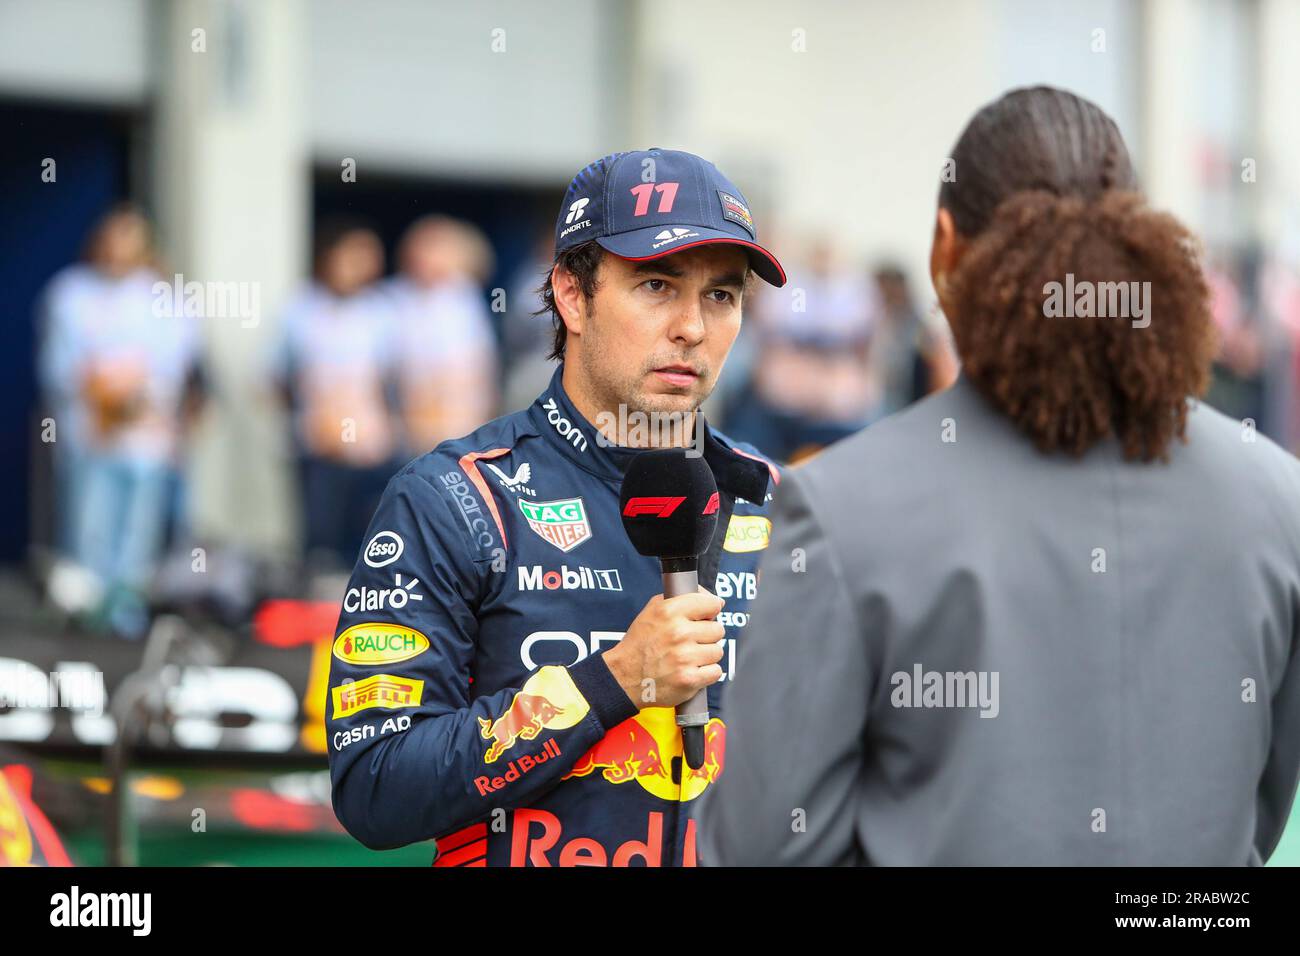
[697,375,1300,865]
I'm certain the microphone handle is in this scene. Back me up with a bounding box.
[663,567,708,770]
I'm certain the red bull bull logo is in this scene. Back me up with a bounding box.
[563,710,725,800]
[565,717,667,783]
[478,666,590,763]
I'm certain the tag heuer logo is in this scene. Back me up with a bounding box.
[519,497,591,552]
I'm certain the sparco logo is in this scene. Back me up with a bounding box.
[363,531,403,568]
[518,565,623,592]
[438,470,496,550]
[542,397,588,452]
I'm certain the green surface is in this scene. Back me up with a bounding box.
[61,828,434,867]
[1267,806,1300,866]
[34,758,1300,866]
[38,759,435,867]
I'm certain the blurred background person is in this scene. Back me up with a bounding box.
[500,225,558,413]
[272,219,396,572]
[387,215,499,453]
[725,237,881,463]
[1260,240,1300,450]
[868,263,959,416]
[36,204,200,637]
[1204,252,1266,426]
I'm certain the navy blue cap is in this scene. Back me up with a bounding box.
[554,148,785,286]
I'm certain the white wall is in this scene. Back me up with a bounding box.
[624,0,997,286]
[1255,0,1300,261]
[305,0,629,181]
[0,0,150,103]
[152,0,310,555]
[623,0,1153,291]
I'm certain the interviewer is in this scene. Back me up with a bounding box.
[697,86,1300,865]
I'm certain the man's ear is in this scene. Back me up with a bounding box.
[931,207,964,275]
[551,263,585,340]
[929,207,967,311]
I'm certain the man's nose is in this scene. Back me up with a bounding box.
[668,297,706,346]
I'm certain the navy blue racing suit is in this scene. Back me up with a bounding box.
[327,365,778,866]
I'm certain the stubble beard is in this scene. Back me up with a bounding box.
[578,319,714,443]
[588,343,713,412]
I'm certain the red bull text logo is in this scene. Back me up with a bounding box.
[474,738,561,794]
[509,809,702,866]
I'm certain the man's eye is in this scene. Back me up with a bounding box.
[709,290,734,304]
[643,279,668,293]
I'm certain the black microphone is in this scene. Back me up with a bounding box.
[620,448,720,770]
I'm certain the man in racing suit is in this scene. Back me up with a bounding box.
[327,148,786,866]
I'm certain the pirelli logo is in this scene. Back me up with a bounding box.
[331,674,424,719]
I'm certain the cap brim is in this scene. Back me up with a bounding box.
[596,227,786,287]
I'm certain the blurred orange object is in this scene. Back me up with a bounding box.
[0,764,72,867]
[253,599,341,649]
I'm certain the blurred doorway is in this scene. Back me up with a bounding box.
[0,99,136,563]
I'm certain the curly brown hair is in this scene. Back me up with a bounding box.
[940,87,1216,461]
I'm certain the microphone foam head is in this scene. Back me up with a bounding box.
[619,449,720,559]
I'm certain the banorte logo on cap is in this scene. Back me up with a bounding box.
[560,197,591,239]
[565,198,589,224]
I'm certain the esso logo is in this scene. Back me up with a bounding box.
[364,531,404,568]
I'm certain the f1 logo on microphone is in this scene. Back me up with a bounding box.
[622,496,685,518]
[622,493,719,517]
